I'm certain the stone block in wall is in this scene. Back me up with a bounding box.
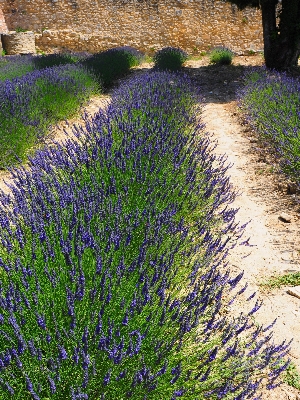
[2,31,36,55]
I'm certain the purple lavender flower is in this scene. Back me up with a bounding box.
[48,376,56,394]
[103,369,112,386]
[25,375,40,400]
[5,382,14,395]
[36,313,46,330]
[171,388,185,398]
[58,345,68,361]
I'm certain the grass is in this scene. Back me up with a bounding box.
[142,55,153,63]
[187,52,206,61]
[15,27,28,32]
[284,362,300,390]
[261,272,300,289]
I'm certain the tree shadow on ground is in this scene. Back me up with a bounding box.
[184,62,300,105]
[110,57,300,106]
[115,62,265,106]
[183,63,255,105]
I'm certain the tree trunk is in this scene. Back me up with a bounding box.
[261,0,300,69]
[260,0,277,67]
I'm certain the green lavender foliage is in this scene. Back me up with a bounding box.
[82,46,144,88]
[239,68,300,185]
[0,47,142,168]
[32,52,86,69]
[209,47,234,65]
[0,55,35,81]
[0,64,100,168]
[0,52,85,82]
[0,71,290,399]
[153,47,188,71]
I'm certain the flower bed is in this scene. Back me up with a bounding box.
[0,63,99,168]
[0,47,144,85]
[0,71,289,398]
[238,68,300,187]
[0,47,143,168]
[0,53,86,82]
[0,55,35,81]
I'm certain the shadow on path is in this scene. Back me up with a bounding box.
[184,64,253,105]
[123,61,263,106]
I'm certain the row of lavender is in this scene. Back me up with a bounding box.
[238,68,300,187]
[0,53,86,81]
[0,71,289,398]
[0,47,142,168]
[0,63,99,168]
[0,49,142,83]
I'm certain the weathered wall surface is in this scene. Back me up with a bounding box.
[0,0,263,54]
[2,31,35,54]
[0,7,7,33]
[0,8,8,52]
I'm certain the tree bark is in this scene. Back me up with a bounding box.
[261,0,300,69]
[260,0,277,67]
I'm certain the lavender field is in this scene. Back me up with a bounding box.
[0,52,292,399]
[239,68,300,187]
[0,47,142,168]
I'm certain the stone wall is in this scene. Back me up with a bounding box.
[0,0,263,54]
[2,31,36,54]
[0,7,8,52]
[0,7,7,33]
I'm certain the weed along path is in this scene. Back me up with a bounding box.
[192,58,300,399]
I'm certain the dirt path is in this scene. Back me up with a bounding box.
[203,101,300,399]
[192,57,300,399]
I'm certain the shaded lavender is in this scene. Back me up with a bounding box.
[238,67,300,186]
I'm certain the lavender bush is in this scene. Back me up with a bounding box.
[239,67,300,186]
[209,47,234,65]
[0,55,35,81]
[0,71,289,398]
[0,47,143,167]
[0,63,100,167]
[153,47,188,71]
[82,46,144,88]
[33,52,87,70]
[0,47,142,89]
[0,53,89,82]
